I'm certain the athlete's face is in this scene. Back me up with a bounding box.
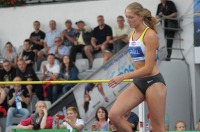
[125,8,143,28]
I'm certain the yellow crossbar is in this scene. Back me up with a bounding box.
[0,79,133,85]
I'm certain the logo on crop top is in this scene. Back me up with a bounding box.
[131,41,136,46]
[129,49,140,55]
[128,47,143,55]
[128,46,145,61]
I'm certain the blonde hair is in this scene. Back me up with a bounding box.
[174,120,186,130]
[35,101,47,108]
[67,106,78,113]
[125,2,157,31]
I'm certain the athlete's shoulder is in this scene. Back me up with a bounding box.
[145,28,157,39]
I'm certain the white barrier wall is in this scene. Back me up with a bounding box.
[0,0,198,127]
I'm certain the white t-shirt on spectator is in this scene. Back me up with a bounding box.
[63,118,84,132]
[112,25,131,40]
[43,63,60,80]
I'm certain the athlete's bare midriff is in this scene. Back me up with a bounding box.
[134,61,160,77]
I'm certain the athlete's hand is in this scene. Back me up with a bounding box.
[108,75,124,88]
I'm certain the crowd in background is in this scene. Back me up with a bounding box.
[0,0,195,131]
[0,14,131,131]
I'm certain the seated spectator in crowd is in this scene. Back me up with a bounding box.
[6,76,30,127]
[91,106,109,131]
[84,15,113,67]
[16,59,44,100]
[55,106,84,132]
[30,20,45,54]
[18,39,35,68]
[16,101,53,129]
[62,19,78,48]
[38,20,61,61]
[2,41,18,67]
[58,55,79,95]
[124,111,139,131]
[174,120,186,131]
[49,37,69,61]
[70,20,92,62]
[110,16,131,54]
[40,54,60,103]
[196,119,200,130]
[0,60,16,91]
[109,111,138,132]
[109,120,117,132]
[0,85,8,116]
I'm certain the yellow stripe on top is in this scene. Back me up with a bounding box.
[139,27,149,44]
[130,31,135,41]
[129,27,149,42]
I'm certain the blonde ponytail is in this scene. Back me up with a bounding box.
[126,2,157,31]
[143,8,157,31]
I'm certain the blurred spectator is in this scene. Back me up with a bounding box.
[30,20,45,54]
[124,111,139,131]
[91,106,109,131]
[0,60,16,91]
[109,111,138,132]
[0,85,8,116]
[18,39,35,68]
[37,20,61,61]
[84,15,113,67]
[49,37,69,61]
[16,101,53,129]
[2,42,18,67]
[70,20,92,62]
[55,106,84,132]
[62,19,78,48]
[196,119,200,130]
[58,55,79,95]
[109,121,117,132]
[6,76,30,127]
[156,0,178,61]
[16,59,44,100]
[174,120,186,131]
[40,54,60,103]
[110,16,131,54]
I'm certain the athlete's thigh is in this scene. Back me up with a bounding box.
[146,83,167,123]
[110,83,145,116]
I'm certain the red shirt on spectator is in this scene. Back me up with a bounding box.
[21,115,53,129]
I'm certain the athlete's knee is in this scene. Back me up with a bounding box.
[108,110,120,123]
